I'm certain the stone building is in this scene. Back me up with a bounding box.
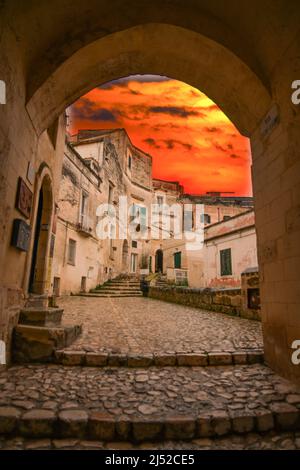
[149,179,256,289]
[52,128,153,294]
[192,209,257,288]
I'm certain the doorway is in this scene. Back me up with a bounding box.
[155,249,163,273]
[130,253,138,273]
[28,176,53,294]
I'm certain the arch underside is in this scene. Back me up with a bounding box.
[26,23,271,137]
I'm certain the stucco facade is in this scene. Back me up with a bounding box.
[52,129,153,294]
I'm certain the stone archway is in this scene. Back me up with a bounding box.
[1,1,300,383]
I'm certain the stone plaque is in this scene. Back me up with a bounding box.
[11,219,31,252]
[15,177,33,219]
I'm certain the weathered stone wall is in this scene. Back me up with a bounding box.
[148,285,261,321]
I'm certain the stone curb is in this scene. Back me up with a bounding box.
[54,350,264,367]
[0,406,299,442]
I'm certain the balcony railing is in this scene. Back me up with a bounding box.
[77,214,93,236]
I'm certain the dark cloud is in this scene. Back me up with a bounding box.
[230,153,241,159]
[227,143,233,149]
[205,126,220,133]
[163,139,193,151]
[149,106,200,118]
[72,98,118,122]
[129,89,142,95]
[214,143,227,152]
[143,137,161,149]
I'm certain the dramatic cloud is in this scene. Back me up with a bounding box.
[149,106,201,118]
[143,137,161,149]
[68,75,252,195]
[72,98,118,122]
[163,139,193,151]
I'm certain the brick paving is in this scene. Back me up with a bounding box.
[60,296,263,355]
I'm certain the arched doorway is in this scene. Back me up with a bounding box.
[122,239,129,272]
[28,175,53,294]
[155,249,163,273]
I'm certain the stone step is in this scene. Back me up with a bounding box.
[106,283,141,287]
[2,432,300,449]
[92,289,142,294]
[54,350,264,367]
[78,293,143,298]
[12,324,82,363]
[19,308,63,327]
[0,364,300,442]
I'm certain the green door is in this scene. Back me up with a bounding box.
[174,251,182,269]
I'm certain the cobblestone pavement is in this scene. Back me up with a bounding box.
[1,432,300,449]
[1,364,300,418]
[59,296,263,354]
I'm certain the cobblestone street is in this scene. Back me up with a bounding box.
[0,363,300,448]
[60,296,263,354]
[1,296,299,450]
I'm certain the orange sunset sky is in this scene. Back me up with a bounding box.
[68,75,252,196]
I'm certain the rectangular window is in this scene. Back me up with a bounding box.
[80,191,88,225]
[184,210,194,231]
[128,155,132,169]
[220,248,232,276]
[201,213,211,225]
[223,215,231,221]
[174,251,182,269]
[157,196,164,206]
[67,239,76,265]
[132,240,138,248]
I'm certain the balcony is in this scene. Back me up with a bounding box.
[77,214,93,237]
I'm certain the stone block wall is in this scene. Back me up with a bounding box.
[148,285,261,321]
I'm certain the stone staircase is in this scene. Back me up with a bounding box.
[81,277,143,298]
[12,295,82,364]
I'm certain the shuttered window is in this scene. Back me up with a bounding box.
[220,248,232,276]
[174,251,182,269]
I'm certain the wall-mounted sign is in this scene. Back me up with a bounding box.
[260,104,279,139]
[15,177,33,219]
[11,219,31,252]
